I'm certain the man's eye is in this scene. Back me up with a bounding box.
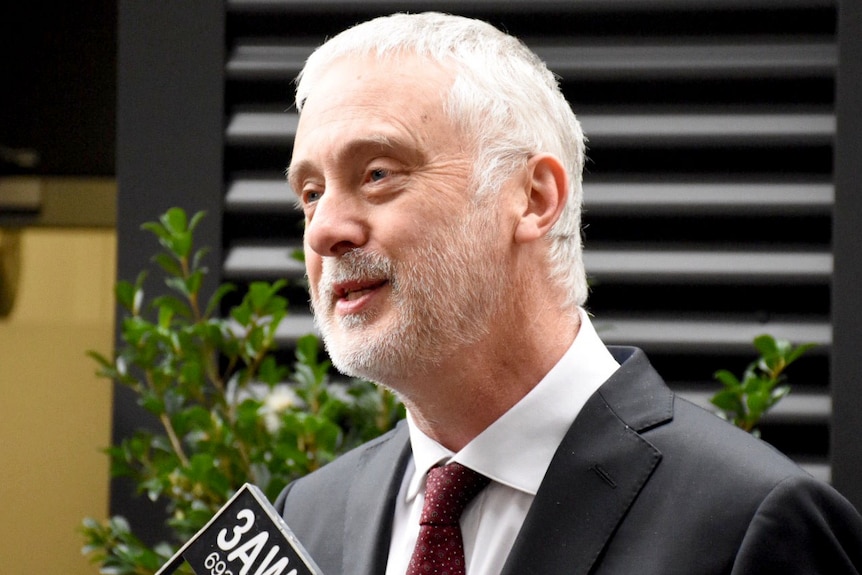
[369,168,389,182]
[303,190,323,204]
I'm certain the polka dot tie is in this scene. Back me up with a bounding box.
[406,462,490,575]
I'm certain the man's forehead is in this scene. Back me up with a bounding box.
[301,51,455,101]
[294,54,456,137]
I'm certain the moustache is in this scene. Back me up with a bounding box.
[316,250,395,302]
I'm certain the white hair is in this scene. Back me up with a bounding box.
[295,12,588,307]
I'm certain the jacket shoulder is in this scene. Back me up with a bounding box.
[275,419,409,514]
[272,420,410,574]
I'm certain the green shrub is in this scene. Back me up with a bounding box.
[81,208,403,574]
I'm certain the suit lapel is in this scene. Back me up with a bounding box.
[342,423,412,575]
[501,347,673,575]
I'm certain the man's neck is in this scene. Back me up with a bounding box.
[398,309,581,452]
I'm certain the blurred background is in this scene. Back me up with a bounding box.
[1,2,116,574]
[1,0,860,572]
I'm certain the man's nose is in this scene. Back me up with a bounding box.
[304,191,368,257]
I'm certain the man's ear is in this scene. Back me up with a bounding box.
[513,153,568,244]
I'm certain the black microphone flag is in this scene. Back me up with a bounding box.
[156,483,323,575]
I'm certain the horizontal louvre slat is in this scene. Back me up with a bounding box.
[583,250,831,282]
[679,389,830,423]
[223,244,831,284]
[227,41,836,80]
[226,112,298,145]
[531,43,836,78]
[225,179,295,212]
[595,316,830,353]
[583,113,834,145]
[268,311,829,353]
[226,0,835,14]
[274,314,316,342]
[583,182,833,215]
[226,44,310,79]
[226,111,835,147]
[225,179,834,215]
[223,245,305,279]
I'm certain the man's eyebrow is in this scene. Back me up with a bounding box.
[285,161,311,195]
[338,134,408,162]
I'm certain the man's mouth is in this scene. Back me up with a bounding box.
[318,250,395,315]
[344,287,376,301]
[333,279,389,302]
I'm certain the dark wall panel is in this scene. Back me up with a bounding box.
[831,0,862,510]
[114,0,225,544]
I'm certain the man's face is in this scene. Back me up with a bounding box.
[288,54,511,388]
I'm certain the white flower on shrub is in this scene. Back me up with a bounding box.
[258,384,303,433]
[327,382,352,404]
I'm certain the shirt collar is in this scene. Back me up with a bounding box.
[405,309,619,500]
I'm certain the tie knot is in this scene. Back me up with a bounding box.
[420,462,490,526]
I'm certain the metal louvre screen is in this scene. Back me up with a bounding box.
[222,0,837,478]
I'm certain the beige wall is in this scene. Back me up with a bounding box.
[0,227,115,573]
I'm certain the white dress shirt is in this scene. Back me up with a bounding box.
[385,309,620,575]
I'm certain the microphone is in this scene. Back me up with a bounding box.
[156,483,323,575]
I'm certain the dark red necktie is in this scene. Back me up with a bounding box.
[407,462,490,575]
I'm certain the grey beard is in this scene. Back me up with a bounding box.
[308,203,506,387]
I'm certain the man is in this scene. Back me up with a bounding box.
[275,12,862,574]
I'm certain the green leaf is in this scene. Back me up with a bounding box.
[152,294,192,320]
[204,283,235,318]
[172,405,212,437]
[713,369,741,389]
[710,389,744,415]
[296,334,320,366]
[171,231,193,259]
[248,324,265,352]
[161,207,188,235]
[179,360,203,389]
[247,281,274,311]
[746,388,771,415]
[139,392,165,415]
[187,210,206,233]
[141,221,171,243]
[191,246,210,272]
[231,303,252,326]
[237,398,264,428]
[186,269,204,297]
[152,253,184,278]
[87,350,113,370]
[165,276,189,297]
[115,280,136,311]
[258,356,287,386]
[753,334,779,358]
[157,305,174,330]
[787,342,817,365]
[742,375,770,396]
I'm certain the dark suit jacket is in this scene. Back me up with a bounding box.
[275,347,862,574]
